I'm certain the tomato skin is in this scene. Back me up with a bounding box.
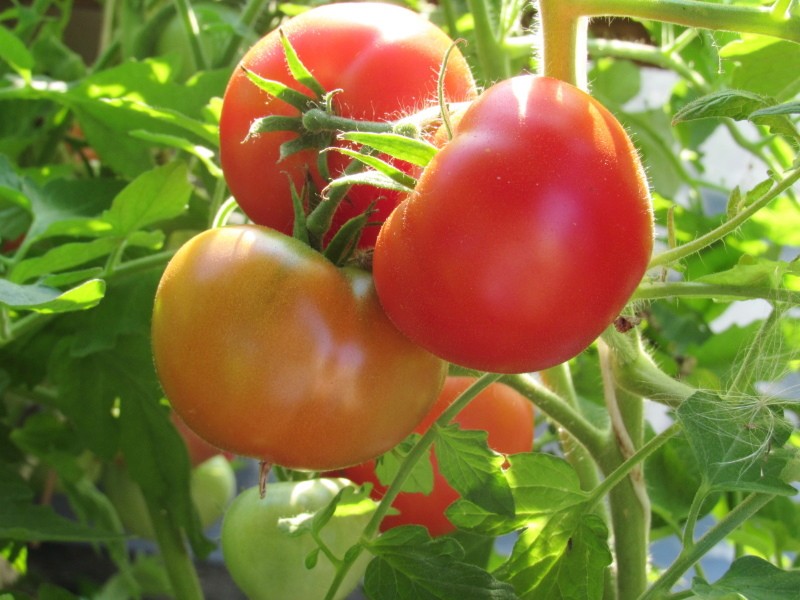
[171,412,233,466]
[339,376,534,536]
[151,225,447,471]
[219,2,476,247]
[373,75,654,374]
[222,478,375,600]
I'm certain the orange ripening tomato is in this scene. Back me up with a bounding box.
[339,376,534,536]
[151,225,447,471]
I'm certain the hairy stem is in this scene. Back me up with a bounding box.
[324,373,504,600]
[146,497,205,600]
[540,364,602,492]
[598,341,650,600]
[649,166,800,269]
[569,0,799,43]
[643,493,777,599]
[502,373,607,458]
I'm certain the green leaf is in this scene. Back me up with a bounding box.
[375,434,434,495]
[102,161,192,237]
[98,97,218,146]
[0,278,105,313]
[436,424,515,517]
[646,428,711,528]
[676,392,796,495]
[27,178,125,245]
[691,556,800,599]
[0,464,117,542]
[588,57,642,106]
[0,27,34,81]
[10,238,121,284]
[129,130,222,178]
[750,101,800,118]
[494,509,611,600]
[447,453,587,537]
[118,360,214,558]
[340,131,438,167]
[671,90,770,125]
[695,255,799,290]
[720,37,800,98]
[364,526,518,599]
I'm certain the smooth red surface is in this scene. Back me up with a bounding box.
[219,2,476,247]
[374,75,654,373]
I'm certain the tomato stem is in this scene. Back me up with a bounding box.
[323,373,504,600]
[601,327,696,408]
[466,0,511,82]
[171,0,209,71]
[568,0,800,43]
[648,165,800,269]
[501,373,607,457]
[539,364,603,493]
[642,492,777,599]
[598,340,650,600]
[145,496,205,600]
[535,0,588,88]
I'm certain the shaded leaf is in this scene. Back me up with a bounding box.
[364,526,518,599]
[436,424,514,517]
[0,278,105,313]
[494,510,610,600]
[692,555,800,599]
[672,90,769,125]
[676,392,796,494]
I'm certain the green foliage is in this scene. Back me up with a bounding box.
[0,0,798,598]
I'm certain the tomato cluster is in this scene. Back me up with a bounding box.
[151,1,652,572]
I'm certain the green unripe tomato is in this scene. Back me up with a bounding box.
[104,455,236,539]
[221,478,375,600]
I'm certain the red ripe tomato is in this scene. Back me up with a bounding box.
[151,225,447,471]
[219,2,476,247]
[373,75,654,374]
[338,376,534,536]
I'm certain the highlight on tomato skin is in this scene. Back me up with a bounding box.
[337,376,535,537]
[150,224,448,472]
[373,74,655,375]
[218,2,477,248]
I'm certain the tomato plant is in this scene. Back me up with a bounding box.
[104,454,236,539]
[1,0,799,599]
[373,74,654,374]
[154,2,244,81]
[339,376,534,536]
[218,1,476,247]
[221,478,376,600]
[151,224,447,471]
